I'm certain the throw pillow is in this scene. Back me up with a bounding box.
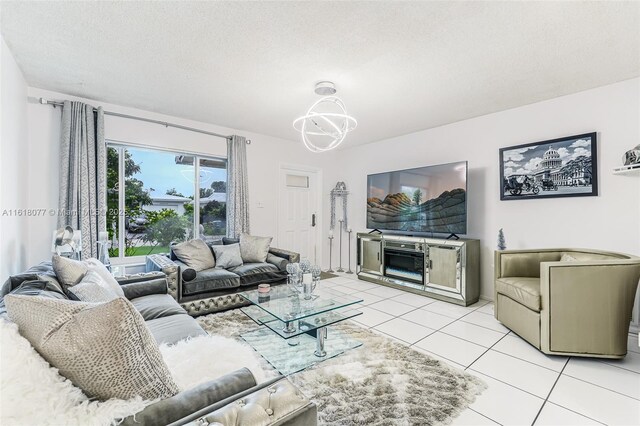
[171,239,216,272]
[212,243,243,269]
[84,258,125,297]
[239,233,273,263]
[560,253,578,262]
[52,254,88,288]
[51,255,125,297]
[5,295,179,401]
[66,271,120,303]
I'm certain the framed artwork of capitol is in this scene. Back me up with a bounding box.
[499,132,598,201]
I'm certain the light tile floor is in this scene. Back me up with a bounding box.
[321,273,640,426]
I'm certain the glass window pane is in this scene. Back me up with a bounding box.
[123,147,194,257]
[286,174,309,188]
[106,147,120,258]
[199,157,227,243]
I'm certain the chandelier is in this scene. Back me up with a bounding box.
[293,81,357,153]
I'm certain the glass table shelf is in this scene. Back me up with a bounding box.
[241,326,362,376]
[239,286,363,324]
[239,285,364,375]
[241,305,362,339]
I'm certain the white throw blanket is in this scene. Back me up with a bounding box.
[0,320,265,426]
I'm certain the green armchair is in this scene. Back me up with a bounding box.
[494,248,640,359]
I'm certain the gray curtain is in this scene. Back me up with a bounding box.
[58,101,107,259]
[226,135,250,238]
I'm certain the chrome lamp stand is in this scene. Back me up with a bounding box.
[337,220,345,272]
[346,228,354,274]
[327,233,335,273]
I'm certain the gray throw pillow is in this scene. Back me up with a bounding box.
[172,239,216,272]
[5,294,179,401]
[239,233,273,263]
[52,254,88,288]
[212,243,243,269]
[84,259,125,297]
[52,255,125,297]
[66,270,120,303]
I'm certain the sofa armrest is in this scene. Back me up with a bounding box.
[120,278,168,300]
[122,368,257,426]
[173,259,197,282]
[269,247,300,264]
[115,271,166,285]
[171,377,317,426]
[266,254,289,271]
[147,254,181,301]
[539,260,640,356]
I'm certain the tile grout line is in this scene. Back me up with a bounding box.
[540,402,607,426]
[469,408,504,426]
[467,367,547,401]
[465,332,511,372]
[488,347,567,374]
[355,294,483,343]
[559,372,640,402]
[530,357,570,426]
[597,360,640,375]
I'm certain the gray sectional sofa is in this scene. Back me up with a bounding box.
[0,262,316,426]
[147,237,300,317]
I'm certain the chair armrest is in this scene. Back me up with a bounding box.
[269,247,300,264]
[495,249,562,279]
[266,254,289,271]
[539,260,640,356]
[171,377,317,426]
[147,254,181,301]
[122,368,257,426]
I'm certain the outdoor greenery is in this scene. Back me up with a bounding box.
[143,209,190,248]
[108,148,228,257]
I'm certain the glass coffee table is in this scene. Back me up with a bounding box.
[239,285,363,375]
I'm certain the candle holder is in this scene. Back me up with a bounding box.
[346,228,354,274]
[327,233,335,273]
[337,220,345,272]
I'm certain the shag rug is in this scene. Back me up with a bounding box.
[0,319,266,426]
[198,310,486,426]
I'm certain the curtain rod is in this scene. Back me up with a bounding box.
[39,98,251,144]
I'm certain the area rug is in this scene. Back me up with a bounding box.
[197,310,486,425]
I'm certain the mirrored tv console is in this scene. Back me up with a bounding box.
[356,233,480,306]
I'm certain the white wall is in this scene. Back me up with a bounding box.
[0,37,29,278]
[26,87,331,266]
[326,78,640,300]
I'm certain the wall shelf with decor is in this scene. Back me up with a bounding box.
[613,164,640,175]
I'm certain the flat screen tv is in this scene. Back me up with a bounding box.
[366,161,468,235]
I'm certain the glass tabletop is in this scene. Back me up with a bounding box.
[241,326,362,376]
[239,285,363,323]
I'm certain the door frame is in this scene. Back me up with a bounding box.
[277,163,323,265]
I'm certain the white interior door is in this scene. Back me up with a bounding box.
[278,167,319,264]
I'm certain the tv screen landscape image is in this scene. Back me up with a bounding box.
[367,161,468,234]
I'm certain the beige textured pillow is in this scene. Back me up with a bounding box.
[560,253,578,262]
[239,233,273,263]
[52,254,88,288]
[5,295,179,401]
[172,239,216,271]
[67,271,120,303]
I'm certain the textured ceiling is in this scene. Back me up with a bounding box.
[1,1,639,147]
